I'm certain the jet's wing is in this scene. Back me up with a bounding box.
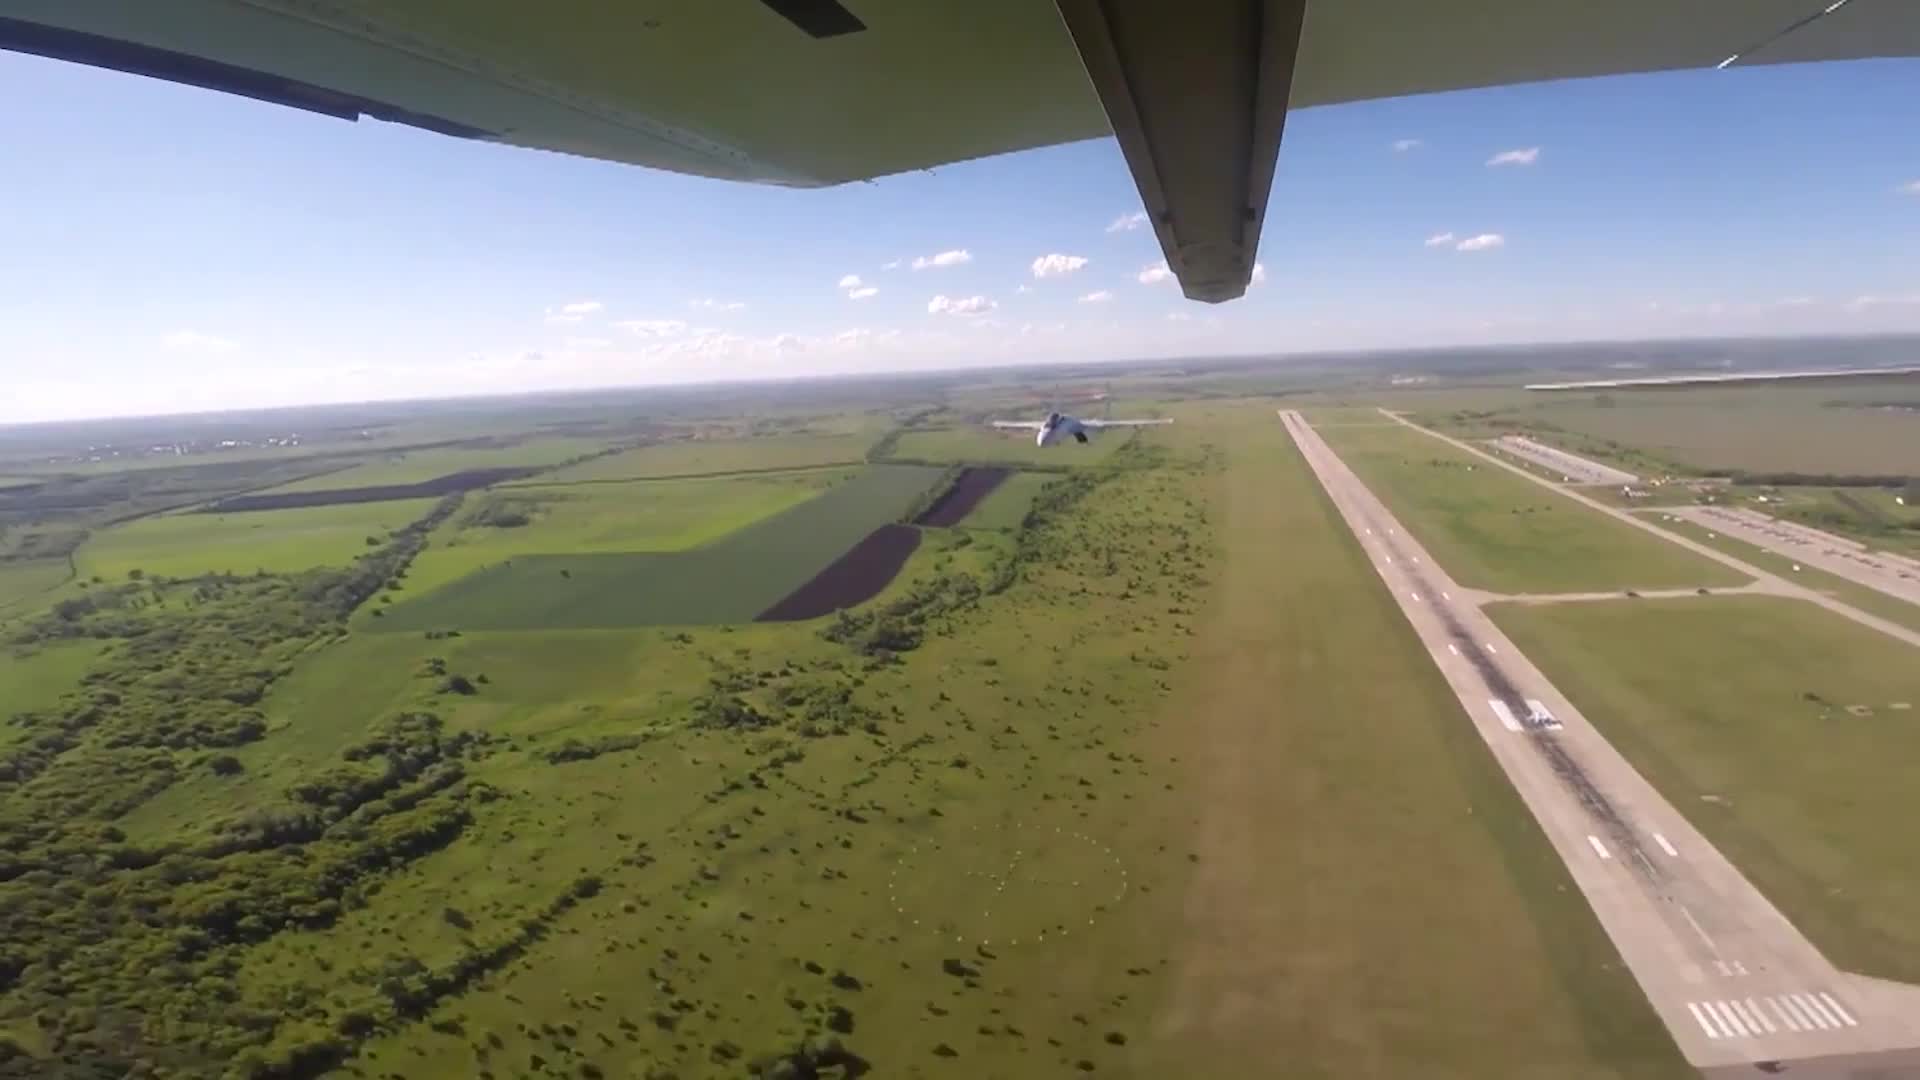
[1083,418,1174,428]
[4,2,1912,296]
[989,421,1047,431]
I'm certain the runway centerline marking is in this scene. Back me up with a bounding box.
[1587,834,1611,859]
[1447,643,1459,656]
[1654,833,1679,857]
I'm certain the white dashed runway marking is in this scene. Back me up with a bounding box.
[1687,991,1859,1039]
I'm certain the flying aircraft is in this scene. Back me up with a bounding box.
[0,2,1906,302]
[990,412,1173,448]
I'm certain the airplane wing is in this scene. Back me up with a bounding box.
[989,421,1046,431]
[4,2,1912,300]
[1083,418,1174,428]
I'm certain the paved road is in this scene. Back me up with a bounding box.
[1660,505,1920,609]
[1381,410,1920,652]
[1280,409,1920,1073]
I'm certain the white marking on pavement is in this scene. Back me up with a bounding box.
[1447,643,1459,656]
[1385,554,1393,563]
[1488,700,1522,731]
[1743,998,1776,1034]
[1769,997,1804,1031]
[1587,834,1611,859]
[1780,994,1816,1030]
[1441,591,1451,600]
[1798,993,1839,1029]
[1484,642,1497,653]
[1410,591,1421,602]
[1678,904,1720,953]
[1731,999,1769,1034]
[1654,833,1679,857]
[1687,1002,1723,1039]
[1819,991,1859,1027]
[1710,1001,1750,1037]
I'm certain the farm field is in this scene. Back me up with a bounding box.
[1315,420,1747,593]
[263,437,616,494]
[399,470,854,598]
[886,424,1135,467]
[522,433,871,483]
[376,465,944,629]
[1424,380,1920,477]
[75,498,440,580]
[958,471,1055,531]
[1489,594,1920,984]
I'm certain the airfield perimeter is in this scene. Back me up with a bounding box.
[1282,408,1920,1074]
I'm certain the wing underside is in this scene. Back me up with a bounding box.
[3,1,1914,297]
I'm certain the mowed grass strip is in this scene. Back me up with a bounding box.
[401,470,851,597]
[1489,595,1920,984]
[956,470,1054,530]
[376,465,944,629]
[76,498,440,580]
[1139,406,1683,1078]
[1319,419,1746,593]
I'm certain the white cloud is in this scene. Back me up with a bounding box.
[1846,293,1920,311]
[1250,262,1266,285]
[1031,253,1090,278]
[559,300,603,315]
[564,336,612,350]
[1015,284,1033,294]
[847,286,879,300]
[1774,295,1816,307]
[837,273,863,289]
[1165,312,1193,321]
[689,297,745,312]
[1078,290,1113,303]
[1424,231,1457,247]
[927,294,995,316]
[1486,147,1540,167]
[161,330,238,352]
[1392,138,1424,152]
[1455,233,1506,252]
[1106,211,1149,232]
[616,318,689,336]
[881,259,902,270]
[911,249,972,270]
[1137,261,1173,285]
[1900,180,1920,195]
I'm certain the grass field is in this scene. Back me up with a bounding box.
[400,470,853,597]
[1635,512,1920,635]
[958,471,1055,530]
[1489,594,1920,984]
[886,425,1135,466]
[0,558,70,616]
[263,437,615,493]
[522,434,870,483]
[1316,420,1747,593]
[1124,404,1682,1077]
[376,465,944,629]
[74,499,439,580]
[0,641,107,747]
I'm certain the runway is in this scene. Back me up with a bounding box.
[1279,409,1920,1072]
[1661,505,1920,609]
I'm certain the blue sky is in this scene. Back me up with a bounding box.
[2,49,1918,423]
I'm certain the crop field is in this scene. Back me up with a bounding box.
[263,437,618,494]
[959,471,1055,531]
[1315,420,1747,593]
[399,470,854,597]
[1489,594,1920,984]
[376,465,944,629]
[523,433,871,483]
[1426,380,1920,477]
[885,425,1136,467]
[75,498,440,580]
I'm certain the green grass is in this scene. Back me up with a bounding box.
[401,470,853,597]
[262,437,614,493]
[1318,420,1747,593]
[375,465,944,629]
[0,558,71,617]
[74,499,439,580]
[956,471,1054,530]
[0,641,107,746]
[522,434,870,483]
[1637,512,1920,635]
[885,425,1137,466]
[1489,594,1920,984]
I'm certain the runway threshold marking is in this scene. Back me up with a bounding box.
[1587,835,1611,859]
[1654,833,1679,857]
[1689,992,1860,1039]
